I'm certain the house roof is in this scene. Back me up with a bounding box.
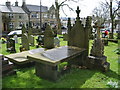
[0,5,25,13]
[26,4,48,12]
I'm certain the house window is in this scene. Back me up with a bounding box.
[31,13,38,18]
[19,15,22,19]
[19,22,23,27]
[9,22,14,28]
[44,14,47,18]
[8,14,14,19]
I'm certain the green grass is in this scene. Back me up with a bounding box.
[1,36,119,88]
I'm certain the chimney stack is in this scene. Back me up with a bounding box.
[15,1,18,6]
[6,1,11,7]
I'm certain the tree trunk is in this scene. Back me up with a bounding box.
[55,2,62,35]
[111,16,114,39]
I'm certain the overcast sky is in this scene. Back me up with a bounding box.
[0,0,108,18]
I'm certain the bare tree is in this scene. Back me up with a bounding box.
[55,0,80,34]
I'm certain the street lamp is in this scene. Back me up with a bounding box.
[40,0,42,29]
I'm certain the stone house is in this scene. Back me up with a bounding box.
[22,1,56,28]
[0,1,28,33]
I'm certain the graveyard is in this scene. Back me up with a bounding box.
[1,35,119,88]
[1,6,119,88]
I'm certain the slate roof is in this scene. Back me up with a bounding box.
[0,5,25,13]
[26,5,48,12]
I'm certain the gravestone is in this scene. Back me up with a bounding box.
[67,6,90,66]
[87,21,110,72]
[67,18,72,46]
[109,32,113,39]
[63,33,68,41]
[6,38,16,53]
[21,25,30,51]
[13,34,18,43]
[28,28,34,46]
[54,36,60,47]
[36,35,44,46]
[44,24,54,49]
[22,33,29,50]
[117,31,120,39]
[29,35,34,46]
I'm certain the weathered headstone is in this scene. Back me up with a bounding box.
[44,24,54,49]
[67,18,72,46]
[6,38,16,53]
[36,35,44,46]
[13,34,18,43]
[67,6,90,66]
[63,33,68,41]
[87,21,110,72]
[29,35,34,46]
[28,28,34,46]
[54,36,60,47]
[21,25,30,51]
[22,33,29,50]
[69,6,85,49]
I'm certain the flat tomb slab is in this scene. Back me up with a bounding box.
[5,48,44,64]
[27,46,86,66]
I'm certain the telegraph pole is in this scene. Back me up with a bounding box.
[40,0,42,29]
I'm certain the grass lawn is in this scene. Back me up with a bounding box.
[1,36,119,88]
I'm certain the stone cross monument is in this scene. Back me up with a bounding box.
[90,21,104,57]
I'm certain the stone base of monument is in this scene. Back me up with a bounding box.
[86,55,110,72]
[102,39,108,46]
[35,62,59,81]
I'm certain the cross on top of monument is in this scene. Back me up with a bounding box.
[93,21,104,38]
[93,21,104,29]
[76,6,81,19]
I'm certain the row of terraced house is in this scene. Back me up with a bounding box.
[0,0,56,34]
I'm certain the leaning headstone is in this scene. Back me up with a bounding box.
[44,24,54,49]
